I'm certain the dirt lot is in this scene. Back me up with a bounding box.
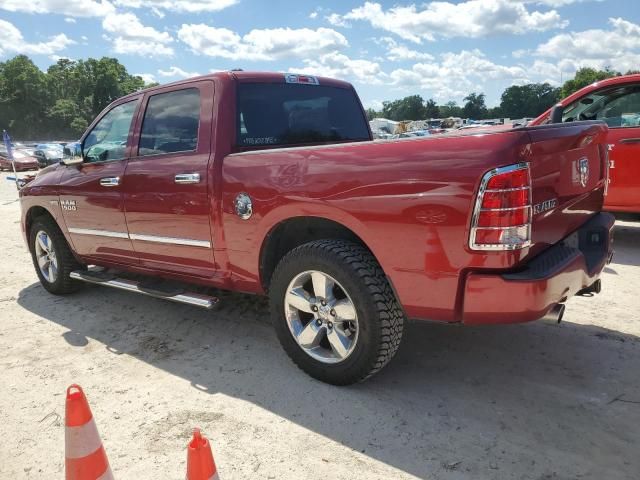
[1,174,639,480]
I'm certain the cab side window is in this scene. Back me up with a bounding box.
[138,89,200,156]
[83,100,138,163]
[562,85,640,128]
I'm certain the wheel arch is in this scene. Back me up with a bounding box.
[25,206,57,240]
[259,216,378,291]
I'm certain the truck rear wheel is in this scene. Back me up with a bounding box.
[29,216,83,295]
[269,240,404,385]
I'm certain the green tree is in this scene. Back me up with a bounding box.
[463,92,488,119]
[499,83,560,118]
[382,95,428,121]
[365,107,380,120]
[424,98,439,118]
[439,101,463,118]
[0,55,50,138]
[1,55,149,139]
[560,67,619,98]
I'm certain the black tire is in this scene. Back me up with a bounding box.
[269,240,404,385]
[29,216,84,294]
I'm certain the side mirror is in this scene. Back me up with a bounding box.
[62,143,83,166]
[62,156,83,166]
[549,104,564,124]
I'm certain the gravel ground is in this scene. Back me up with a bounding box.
[1,173,639,480]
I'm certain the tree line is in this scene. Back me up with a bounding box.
[0,55,155,140]
[1,54,639,139]
[366,67,640,122]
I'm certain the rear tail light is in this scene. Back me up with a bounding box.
[469,163,532,251]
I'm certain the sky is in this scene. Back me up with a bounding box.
[0,0,639,108]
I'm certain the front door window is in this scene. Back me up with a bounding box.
[83,100,138,163]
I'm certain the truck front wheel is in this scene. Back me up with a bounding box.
[29,216,83,295]
[269,240,404,385]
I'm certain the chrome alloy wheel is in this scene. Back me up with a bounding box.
[34,230,58,283]
[284,270,359,364]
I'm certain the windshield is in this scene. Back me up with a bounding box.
[237,83,371,148]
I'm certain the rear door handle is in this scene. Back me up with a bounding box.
[175,173,201,184]
[620,138,640,144]
[100,177,120,187]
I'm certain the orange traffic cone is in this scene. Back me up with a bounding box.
[65,385,114,480]
[186,429,219,480]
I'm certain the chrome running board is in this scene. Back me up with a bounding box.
[70,270,219,310]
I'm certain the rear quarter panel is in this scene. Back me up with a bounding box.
[221,132,537,322]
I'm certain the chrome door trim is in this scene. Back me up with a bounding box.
[68,228,129,239]
[174,173,201,184]
[68,227,211,247]
[129,233,211,248]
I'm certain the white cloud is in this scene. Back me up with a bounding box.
[377,37,434,62]
[0,19,74,56]
[157,66,200,78]
[329,0,568,42]
[388,49,533,102]
[290,52,385,84]
[534,17,640,73]
[522,0,599,5]
[64,17,76,23]
[309,11,318,19]
[114,0,237,13]
[102,12,173,57]
[326,13,350,28]
[0,0,114,17]
[178,24,348,61]
[134,72,156,83]
[0,0,237,17]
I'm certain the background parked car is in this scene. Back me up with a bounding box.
[0,149,40,171]
[33,143,63,168]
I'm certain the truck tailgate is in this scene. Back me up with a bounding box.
[523,121,609,250]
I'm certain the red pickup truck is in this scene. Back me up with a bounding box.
[531,74,640,214]
[20,72,614,384]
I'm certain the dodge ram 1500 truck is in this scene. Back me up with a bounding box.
[20,71,614,385]
[530,73,640,214]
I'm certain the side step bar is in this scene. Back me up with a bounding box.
[70,270,219,309]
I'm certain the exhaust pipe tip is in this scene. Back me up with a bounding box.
[542,304,565,324]
[577,279,602,296]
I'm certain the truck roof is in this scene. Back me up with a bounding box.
[120,71,354,101]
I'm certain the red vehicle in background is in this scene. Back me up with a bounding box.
[531,74,640,214]
[19,72,614,384]
[0,149,40,171]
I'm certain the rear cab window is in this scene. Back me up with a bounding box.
[237,79,371,149]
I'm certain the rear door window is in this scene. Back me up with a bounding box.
[237,83,370,147]
[139,88,200,156]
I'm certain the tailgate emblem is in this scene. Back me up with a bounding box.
[533,198,557,215]
[577,157,589,187]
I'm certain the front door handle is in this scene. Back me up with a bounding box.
[620,138,640,144]
[100,177,120,187]
[175,173,201,184]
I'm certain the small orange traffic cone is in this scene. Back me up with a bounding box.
[65,385,114,480]
[186,428,219,480]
